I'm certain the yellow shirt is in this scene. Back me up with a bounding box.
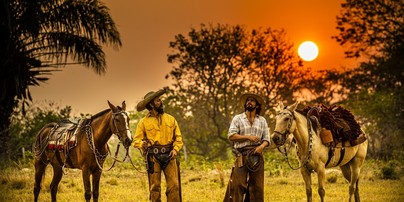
[133,113,183,152]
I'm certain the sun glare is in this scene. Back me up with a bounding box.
[298,41,319,62]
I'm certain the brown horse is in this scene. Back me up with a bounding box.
[32,101,132,202]
[272,102,368,202]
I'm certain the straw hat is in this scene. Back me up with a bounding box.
[136,88,167,111]
[240,93,266,115]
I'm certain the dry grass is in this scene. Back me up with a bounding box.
[1,155,403,202]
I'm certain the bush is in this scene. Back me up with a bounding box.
[327,174,338,183]
[380,160,400,180]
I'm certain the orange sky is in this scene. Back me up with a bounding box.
[30,0,357,114]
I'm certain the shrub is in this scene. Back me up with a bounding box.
[106,179,119,186]
[380,160,399,180]
[327,174,338,183]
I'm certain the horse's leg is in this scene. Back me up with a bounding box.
[92,169,102,202]
[316,167,326,202]
[340,163,355,202]
[300,168,312,202]
[354,179,360,202]
[341,159,362,202]
[49,164,63,202]
[82,167,92,202]
[350,158,364,202]
[34,158,48,202]
[340,164,351,182]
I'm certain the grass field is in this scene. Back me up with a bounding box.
[1,151,403,202]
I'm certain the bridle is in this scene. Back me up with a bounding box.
[273,108,296,144]
[110,111,144,173]
[109,110,134,167]
[273,108,314,171]
[111,111,131,140]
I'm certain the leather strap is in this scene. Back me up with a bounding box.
[336,142,346,166]
[325,147,333,167]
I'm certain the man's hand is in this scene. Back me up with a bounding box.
[170,149,178,159]
[249,136,260,143]
[254,145,265,154]
[142,141,148,151]
[254,141,269,154]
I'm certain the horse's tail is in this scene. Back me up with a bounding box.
[32,123,57,157]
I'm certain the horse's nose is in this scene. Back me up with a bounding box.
[124,138,132,148]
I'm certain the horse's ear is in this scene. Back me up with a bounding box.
[108,100,118,112]
[289,101,300,111]
[276,102,284,113]
[121,101,126,111]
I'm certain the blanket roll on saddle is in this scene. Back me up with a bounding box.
[301,105,367,147]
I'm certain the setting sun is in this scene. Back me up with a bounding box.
[298,41,319,61]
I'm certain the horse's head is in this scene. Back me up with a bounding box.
[272,101,299,146]
[108,101,133,149]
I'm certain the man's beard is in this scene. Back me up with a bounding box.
[153,104,164,114]
[246,105,255,112]
[156,107,164,114]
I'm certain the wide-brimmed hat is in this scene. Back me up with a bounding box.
[136,88,167,111]
[240,93,266,115]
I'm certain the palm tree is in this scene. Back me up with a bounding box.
[0,0,122,160]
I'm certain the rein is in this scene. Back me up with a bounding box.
[276,139,293,155]
[126,149,148,174]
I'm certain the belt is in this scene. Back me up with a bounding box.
[234,145,258,156]
[148,145,172,154]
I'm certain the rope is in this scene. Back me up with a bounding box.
[126,149,147,174]
[245,149,263,172]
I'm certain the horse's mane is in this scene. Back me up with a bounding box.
[90,105,124,121]
[91,109,111,120]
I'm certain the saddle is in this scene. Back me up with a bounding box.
[300,105,367,146]
[47,119,84,150]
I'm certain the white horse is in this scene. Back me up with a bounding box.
[272,102,368,202]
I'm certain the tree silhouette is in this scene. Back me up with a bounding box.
[0,0,121,160]
[333,0,403,158]
[333,0,403,58]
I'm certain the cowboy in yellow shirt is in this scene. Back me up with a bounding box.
[133,88,183,202]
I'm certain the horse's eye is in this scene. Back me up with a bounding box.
[284,117,290,122]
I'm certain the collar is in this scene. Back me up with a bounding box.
[242,112,259,118]
[146,111,165,117]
